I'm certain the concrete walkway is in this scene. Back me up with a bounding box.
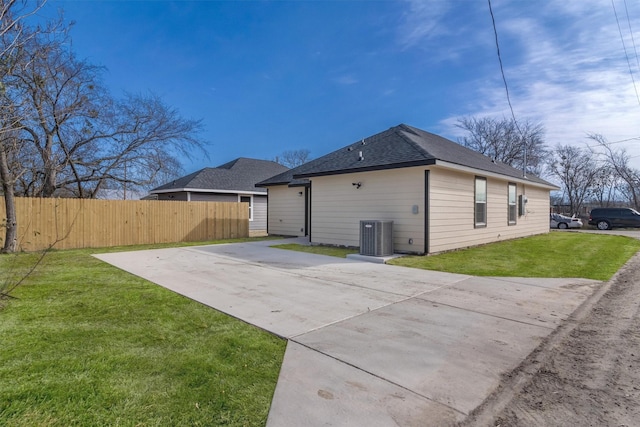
[95,239,601,426]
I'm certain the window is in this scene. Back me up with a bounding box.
[239,195,253,221]
[508,183,517,225]
[475,177,487,227]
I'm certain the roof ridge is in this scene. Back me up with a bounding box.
[216,158,240,169]
[217,157,285,170]
[181,168,212,186]
[394,124,434,160]
[396,123,420,136]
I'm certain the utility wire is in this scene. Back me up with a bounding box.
[586,135,640,148]
[612,0,640,107]
[487,0,527,177]
[487,0,518,129]
[623,0,640,76]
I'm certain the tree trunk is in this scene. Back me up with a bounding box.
[41,134,57,197]
[0,145,18,253]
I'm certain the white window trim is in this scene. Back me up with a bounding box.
[508,183,517,225]
[475,177,487,228]
[239,194,254,221]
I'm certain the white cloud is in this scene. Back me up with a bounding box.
[334,75,359,85]
[433,0,640,168]
[396,0,489,63]
[398,0,453,48]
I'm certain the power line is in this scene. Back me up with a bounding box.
[623,0,640,75]
[487,0,527,177]
[586,135,640,148]
[612,0,640,107]
[487,0,518,128]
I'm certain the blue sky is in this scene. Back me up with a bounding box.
[40,0,640,176]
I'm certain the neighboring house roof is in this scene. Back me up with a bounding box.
[151,157,289,195]
[256,168,310,187]
[258,124,555,188]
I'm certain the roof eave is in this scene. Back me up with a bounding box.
[288,157,558,190]
[293,159,437,179]
[257,180,310,188]
[149,188,267,195]
[256,180,289,187]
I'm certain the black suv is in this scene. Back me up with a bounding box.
[588,207,640,230]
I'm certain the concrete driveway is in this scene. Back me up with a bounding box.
[95,238,601,426]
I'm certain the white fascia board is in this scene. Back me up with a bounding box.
[434,160,560,190]
[150,188,266,195]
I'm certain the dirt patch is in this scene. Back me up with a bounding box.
[462,252,640,427]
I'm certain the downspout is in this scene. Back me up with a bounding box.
[424,170,430,255]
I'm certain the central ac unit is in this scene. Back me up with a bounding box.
[359,220,393,256]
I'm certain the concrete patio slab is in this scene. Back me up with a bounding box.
[294,296,550,417]
[191,243,471,297]
[96,242,470,337]
[418,275,599,328]
[96,245,411,338]
[266,341,465,427]
[94,238,603,426]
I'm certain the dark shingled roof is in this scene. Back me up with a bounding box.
[151,158,289,194]
[255,168,309,188]
[258,124,554,187]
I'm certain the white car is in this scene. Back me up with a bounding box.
[550,213,583,229]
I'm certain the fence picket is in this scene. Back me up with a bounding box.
[0,198,249,251]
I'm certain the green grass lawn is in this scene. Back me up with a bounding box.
[2,233,638,425]
[0,239,285,427]
[272,233,640,281]
[389,232,640,281]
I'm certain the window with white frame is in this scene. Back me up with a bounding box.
[508,183,517,225]
[475,177,487,227]
[239,195,253,221]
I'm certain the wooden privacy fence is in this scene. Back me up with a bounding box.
[0,197,249,251]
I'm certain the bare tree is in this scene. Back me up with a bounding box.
[0,130,24,252]
[1,1,206,252]
[276,149,311,168]
[456,116,548,175]
[10,31,107,197]
[0,1,43,58]
[5,17,205,199]
[8,31,201,198]
[0,0,48,253]
[589,165,618,208]
[547,145,600,216]
[588,133,640,209]
[41,92,203,198]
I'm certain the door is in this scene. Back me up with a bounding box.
[239,195,252,221]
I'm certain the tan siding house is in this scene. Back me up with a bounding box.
[258,124,557,255]
[266,185,307,237]
[428,166,549,253]
[147,158,288,235]
[309,169,425,252]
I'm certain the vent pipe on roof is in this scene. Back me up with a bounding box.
[358,151,364,161]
